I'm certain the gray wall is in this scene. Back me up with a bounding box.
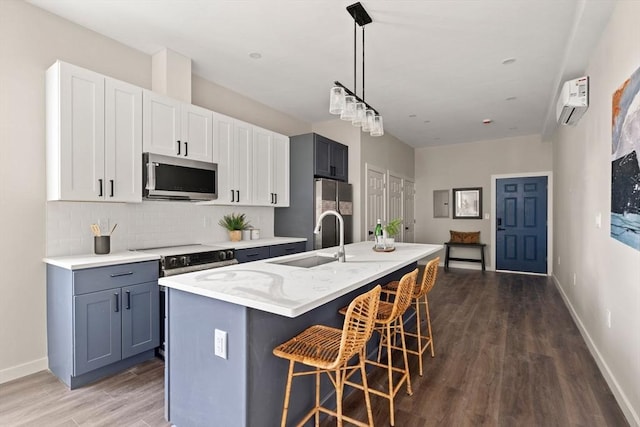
[552,1,640,423]
[414,134,552,269]
[0,0,309,383]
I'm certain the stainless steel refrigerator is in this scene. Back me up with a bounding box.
[314,179,353,249]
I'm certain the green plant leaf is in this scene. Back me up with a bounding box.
[218,213,250,230]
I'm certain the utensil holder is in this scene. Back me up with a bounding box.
[94,236,110,255]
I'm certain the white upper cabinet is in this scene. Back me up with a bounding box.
[46,61,141,202]
[105,79,142,202]
[212,115,289,207]
[253,127,289,207]
[213,113,252,204]
[143,91,213,162]
[272,132,290,207]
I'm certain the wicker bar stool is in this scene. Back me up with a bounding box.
[383,257,440,376]
[273,285,381,427]
[340,268,418,426]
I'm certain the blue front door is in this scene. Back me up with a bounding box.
[496,176,548,273]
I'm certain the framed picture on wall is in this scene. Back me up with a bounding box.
[452,187,482,219]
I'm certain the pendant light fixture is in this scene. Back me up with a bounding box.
[329,2,383,137]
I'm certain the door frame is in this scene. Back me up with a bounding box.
[491,171,553,275]
[364,163,387,241]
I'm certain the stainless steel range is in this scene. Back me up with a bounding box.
[141,244,238,276]
[136,244,238,358]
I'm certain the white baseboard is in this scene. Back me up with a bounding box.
[0,357,48,385]
[552,275,639,427]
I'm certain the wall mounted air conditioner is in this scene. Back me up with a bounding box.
[556,76,589,126]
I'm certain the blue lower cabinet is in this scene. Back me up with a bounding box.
[236,242,306,263]
[47,261,159,389]
[269,242,306,258]
[235,246,270,263]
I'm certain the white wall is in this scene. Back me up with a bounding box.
[0,0,308,383]
[0,0,151,383]
[46,202,275,257]
[414,134,552,268]
[552,1,640,424]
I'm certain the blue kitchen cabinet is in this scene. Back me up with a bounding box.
[268,241,306,258]
[314,134,348,182]
[235,241,306,263]
[47,261,159,389]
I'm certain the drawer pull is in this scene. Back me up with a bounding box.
[247,253,260,257]
[110,271,133,278]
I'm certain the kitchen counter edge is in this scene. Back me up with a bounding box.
[43,252,161,270]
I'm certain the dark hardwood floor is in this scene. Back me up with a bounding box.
[0,268,628,426]
[323,268,628,427]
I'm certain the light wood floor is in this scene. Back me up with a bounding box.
[0,268,628,426]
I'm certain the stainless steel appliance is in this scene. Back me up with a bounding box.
[314,178,353,249]
[136,244,238,358]
[143,152,218,201]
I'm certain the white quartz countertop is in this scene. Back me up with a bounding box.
[160,241,443,317]
[43,252,160,270]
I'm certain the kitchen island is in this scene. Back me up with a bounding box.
[161,241,442,426]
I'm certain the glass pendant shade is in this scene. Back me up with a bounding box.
[352,102,365,126]
[362,109,375,132]
[340,95,356,120]
[370,115,384,136]
[329,86,346,114]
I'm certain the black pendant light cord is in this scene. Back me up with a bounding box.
[362,26,365,102]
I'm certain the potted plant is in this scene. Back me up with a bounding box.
[383,218,403,246]
[218,213,250,242]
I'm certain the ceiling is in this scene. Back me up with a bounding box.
[28,0,615,148]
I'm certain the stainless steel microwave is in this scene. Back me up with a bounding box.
[143,152,217,201]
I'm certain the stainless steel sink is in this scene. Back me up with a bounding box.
[268,254,337,268]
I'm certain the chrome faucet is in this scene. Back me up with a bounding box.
[313,210,346,262]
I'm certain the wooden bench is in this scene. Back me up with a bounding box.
[444,242,486,272]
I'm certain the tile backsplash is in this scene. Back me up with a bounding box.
[46,201,275,256]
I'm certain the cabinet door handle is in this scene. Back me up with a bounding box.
[236,190,240,202]
[98,179,103,197]
[275,193,277,204]
[125,291,131,310]
[114,292,119,313]
[184,141,188,157]
[177,140,181,155]
[231,189,235,202]
[270,193,274,204]
[110,179,114,197]
[110,271,133,277]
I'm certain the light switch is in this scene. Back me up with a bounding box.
[484,213,490,220]
[595,212,602,229]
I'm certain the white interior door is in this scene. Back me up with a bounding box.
[403,179,416,243]
[366,164,386,241]
[387,173,403,242]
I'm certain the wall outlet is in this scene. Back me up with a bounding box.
[607,310,611,328]
[595,212,602,229]
[214,329,228,359]
[484,213,490,220]
[557,256,561,265]
[573,273,576,286]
